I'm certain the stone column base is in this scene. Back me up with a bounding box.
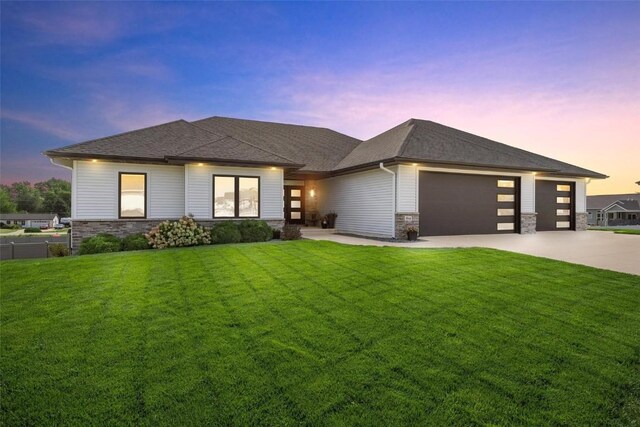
[395,213,419,239]
[575,213,588,231]
[520,213,537,234]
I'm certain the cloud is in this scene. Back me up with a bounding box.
[0,110,85,141]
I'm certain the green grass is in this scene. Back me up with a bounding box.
[2,241,639,425]
[589,228,640,235]
[0,229,19,234]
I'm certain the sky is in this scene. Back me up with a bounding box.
[1,2,638,195]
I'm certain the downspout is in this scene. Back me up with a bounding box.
[379,162,396,239]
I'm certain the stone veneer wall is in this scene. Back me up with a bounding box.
[395,213,419,240]
[575,213,588,231]
[71,219,285,253]
[520,213,537,234]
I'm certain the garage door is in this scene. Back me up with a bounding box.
[419,172,520,236]
[535,181,575,231]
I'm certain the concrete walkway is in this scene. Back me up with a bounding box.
[302,228,640,276]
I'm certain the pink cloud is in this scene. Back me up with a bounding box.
[0,110,85,141]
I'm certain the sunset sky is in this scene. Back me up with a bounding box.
[1,2,638,194]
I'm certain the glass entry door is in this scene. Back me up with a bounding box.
[284,185,305,224]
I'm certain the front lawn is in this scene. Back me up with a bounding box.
[589,227,640,235]
[1,241,639,425]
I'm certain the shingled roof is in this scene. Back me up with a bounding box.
[335,119,606,178]
[192,117,362,171]
[44,120,301,167]
[45,116,607,178]
[587,193,640,210]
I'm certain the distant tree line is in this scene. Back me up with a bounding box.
[0,178,71,217]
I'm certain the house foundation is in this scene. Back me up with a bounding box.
[395,213,419,240]
[71,219,284,253]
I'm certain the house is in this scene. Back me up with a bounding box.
[0,213,60,229]
[44,117,607,250]
[587,193,640,226]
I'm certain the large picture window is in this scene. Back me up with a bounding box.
[119,173,146,218]
[213,175,259,218]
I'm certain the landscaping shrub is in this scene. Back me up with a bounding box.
[0,223,21,230]
[79,233,122,255]
[24,227,41,233]
[281,224,302,240]
[238,220,272,243]
[121,233,150,251]
[48,243,70,257]
[146,216,211,249]
[210,221,242,244]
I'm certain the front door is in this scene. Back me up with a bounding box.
[284,185,305,224]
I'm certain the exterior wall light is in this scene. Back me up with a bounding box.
[91,159,98,163]
[310,189,316,198]
[197,163,204,166]
[270,167,277,170]
[412,163,418,166]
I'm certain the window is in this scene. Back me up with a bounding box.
[557,197,571,204]
[497,180,515,188]
[213,175,260,218]
[497,223,515,231]
[119,173,146,218]
[556,221,570,228]
[290,189,301,197]
[291,200,301,208]
[497,194,515,202]
[557,209,571,216]
[557,184,571,192]
[497,209,515,216]
[291,212,301,220]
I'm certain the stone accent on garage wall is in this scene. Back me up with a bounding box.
[71,218,284,253]
[395,213,419,240]
[520,213,537,234]
[575,213,588,231]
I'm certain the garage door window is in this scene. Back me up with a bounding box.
[497,194,514,202]
[497,223,515,230]
[557,185,571,192]
[556,221,570,228]
[497,209,515,216]
[497,180,515,188]
[556,209,570,216]
[557,197,571,204]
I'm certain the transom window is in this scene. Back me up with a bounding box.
[213,175,260,218]
[119,173,146,218]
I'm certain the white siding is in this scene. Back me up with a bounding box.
[316,169,394,238]
[185,164,284,220]
[521,174,536,213]
[396,164,418,213]
[575,179,586,213]
[74,160,184,219]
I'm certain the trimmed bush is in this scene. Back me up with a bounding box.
[48,244,70,257]
[79,233,122,255]
[281,224,302,241]
[121,233,150,251]
[146,216,211,249]
[238,220,272,243]
[24,227,42,233]
[210,222,242,244]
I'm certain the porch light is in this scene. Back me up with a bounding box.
[309,185,316,198]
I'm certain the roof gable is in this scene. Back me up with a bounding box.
[587,193,640,210]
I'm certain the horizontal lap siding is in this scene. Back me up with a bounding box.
[396,165,417,212]
[520,174,535,213]
[74,161,184,219]
[575,180,586,213]
[317,169,394,238]
[186,165,283,220]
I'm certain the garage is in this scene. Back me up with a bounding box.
[535,180,575,231]
[419,172,520,236]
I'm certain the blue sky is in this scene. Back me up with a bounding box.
[1,1,638,194]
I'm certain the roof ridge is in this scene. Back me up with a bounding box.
[397,119,419,157]
[47,120,188,153]
[198,115,339,132]
[186,121,299,164]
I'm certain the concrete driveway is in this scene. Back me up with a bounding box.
[302,229,640,275]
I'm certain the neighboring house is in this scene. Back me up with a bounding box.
[44,117,607,250]
[0,213,59,229]
[587,193,640,226]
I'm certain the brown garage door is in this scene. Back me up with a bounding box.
[535,181,575,231]
[419,172,520,236]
